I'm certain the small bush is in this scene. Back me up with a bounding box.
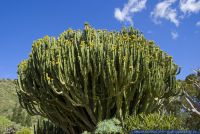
[94,118,123,134]
[124,113,186,132]
[0,116,13,133]
[82,118,123,134]
[0,116,29,134]
[16,127,33,134]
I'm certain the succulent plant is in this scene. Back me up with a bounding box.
[17,24,179,133]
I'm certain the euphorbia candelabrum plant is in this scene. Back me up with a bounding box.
[17,23,180,133]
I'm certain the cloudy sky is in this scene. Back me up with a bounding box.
[0,0,200,79]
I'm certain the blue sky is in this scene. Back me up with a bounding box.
[0,0,200,79]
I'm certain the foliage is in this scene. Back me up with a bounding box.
[82,118,123,134]
[0,79,64,133]
[124,113,186,132]
[94,118,123,134]
[11,104,32,127]
[184,113,200,130]
[0,116,23,134]
[165,80,185,114]
[158,70,200,130]
[0,116,13,134]
[24,114,32,127]
[4,127,17,134]
[82,131,91,134]
[0,78,41,132]
[182,70,200,114]
[16,127,33,134]
[11,104,25,124]
[182,73,199,98]
[34,120,66,134]
[180,69,200,130]
[0,79,18,117]
[17,24,180,133]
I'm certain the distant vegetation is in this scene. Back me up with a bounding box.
[0,79,38,133]
[0,79,18,117]
[0,79,65,134]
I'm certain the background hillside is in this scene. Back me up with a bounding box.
[0,79,18,117]
[0,79,40,133]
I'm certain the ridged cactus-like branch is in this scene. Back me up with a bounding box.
[34,120,66,134]
[17,24,179,133]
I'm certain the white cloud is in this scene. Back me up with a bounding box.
[151,0,179,26]
[180,0,200,14]
[171,31,179,39]
[196,21,200,26]
[114,0,147,25]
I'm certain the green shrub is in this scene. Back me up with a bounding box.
[94,118,123,134]
[16,127,33,134]
[82,118,123,134]
[0,116,13,133]
[82,131,92,134]
[124,113,186,132]
[0,116,28,134]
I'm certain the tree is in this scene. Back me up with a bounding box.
[17,24,180,133]
[182,70,200,116]
[179,69,200,130]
